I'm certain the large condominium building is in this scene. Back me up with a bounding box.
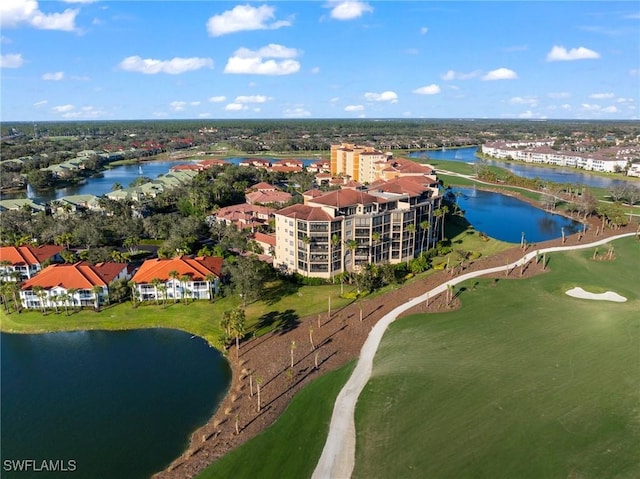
[330,143,390,183]
[274,176,441,279]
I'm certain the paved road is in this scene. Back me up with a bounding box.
[311,232,637,479]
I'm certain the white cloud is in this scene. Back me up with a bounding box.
[1,0,79,31]
[327,1,373,20]
[581,103,601,111]
[170,101,187,111]
[33,100,48,107]
[206,4,291,37]
[224,44,300,75]
[616,97,634,103]
[546,45,600,62]
[190,101,201,106]
[70,75,90,81]
[601,106,618,113]
[208,96,226,103]
[364,91,398,103]
[0,36,11,44]
[344,104,364,112]
[412,84,441,95]
[59,105,104,119]
[311,66,320,74]
[420,27,428,35]
[42,71,64,81]
[630,69,639,77]
[235,95,270,104]
[589,92,614,99]
[52,104,75,113]
[561,104,572,110]
[0,53,24,68]
[330,97,340,103]
[225,103,247,111]
[198,113,211,118]
[283,107,311,118]
[517,111,546,119]
[482,68,518,81]
[441,69,481,81]
[119,56,213,74]
[509,96,538,107]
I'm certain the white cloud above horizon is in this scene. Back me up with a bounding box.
[328,1,373,20]
[589,92,614,99]
[441,70,481,81]
[224,44,300,75]
[546,45,600,61]
[482,68,518,81]
[364,91,398,103]
[206,4,291,37]
[42,71,64,81]
[0,53,24,68]
[1,0,79,31]
[344,104,364,112]
[119,56,213,75]
[413,84,441,95]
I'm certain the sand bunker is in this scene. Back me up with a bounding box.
[565,287,627,302]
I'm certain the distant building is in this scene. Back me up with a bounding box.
[19,261,129,310]
[0,245,65,281]
[131,256,223,302]
[274,175,441,278]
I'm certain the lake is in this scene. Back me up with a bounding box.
[0,329,231,479]
[409,147,636,189]
[453,186,582,243]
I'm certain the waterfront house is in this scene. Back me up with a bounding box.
[0,245,65,281]
[19,261,129,310]
[131,256,223,302]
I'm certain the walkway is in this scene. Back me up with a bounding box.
[311,232,637,479]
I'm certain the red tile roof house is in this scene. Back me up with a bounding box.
[130,256,223,302]
[19,261,129,310]
[0,245,65,281]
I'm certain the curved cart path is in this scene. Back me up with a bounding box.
[311,232,637,479]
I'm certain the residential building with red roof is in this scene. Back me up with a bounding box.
[251,232,277,257]
[0,245,65,281]
[207,203,275,230]
[274,175,441,278]
[245,190,292,207]
[131,256,222,302]
[19,261,129,310]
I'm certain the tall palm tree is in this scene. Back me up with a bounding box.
[157,284,168,308]
[168,270,180,303]
[420,220,431,252]
[406,224,416,264]
[179,274,191,304]
[150,278,162,306]
[67,288,79,311]
[433,208,443,244]
[370,231,381,263]
[204,273,217,302]
[58,292,71,316]
[91,285,103,311]
[330,233,341,280]
[440,205,449,241]
[32,285,47,313]
[345,239,358,274]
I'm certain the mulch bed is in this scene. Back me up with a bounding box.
[154,211,637,479]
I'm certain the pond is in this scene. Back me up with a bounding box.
[0,329,231,479]
[409,147,636,189]
[452,187,583,243]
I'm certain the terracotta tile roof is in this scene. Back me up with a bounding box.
[276,204,335,222]
[246,190,292,205]
[368,176,433,196]
[0,245,64,266]
[247,182,279,192]
[215,203,275,218]
[131,256,223,284]
[269,165,303,173]
[252,232,276,246]
[302,189,324,197]
[21,261,126,290]
[308,188,382,208]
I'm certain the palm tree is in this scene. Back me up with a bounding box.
[50,293,60,314]
[157,284,168,308]
[1,259,13,280]
[179,274,191,304]
[204,273,217,302]
[406,224,416,264]
[420,220,431,252]
[330,233,341,280]
[58,292,71,316]
[345,239,358,274]
[67,288,79,311]
[440,205,450,241]
[168,270,180,303]
[150,278,162,306]
[370,232,381,263]
[32,286,47,313]
[0,281,11,313]
[91,285,103,311]
[230,308,246,358]
[128,280,139,308]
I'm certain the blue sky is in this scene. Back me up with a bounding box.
[1,1,638,121]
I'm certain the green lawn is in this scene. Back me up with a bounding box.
[197,361,355,479]
[353,236,640,479]
[0,282,352,348]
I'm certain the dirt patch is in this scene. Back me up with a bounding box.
[154,217,637,479]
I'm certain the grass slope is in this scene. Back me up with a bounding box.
[354,236,640,479]
[198,361,355,479]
